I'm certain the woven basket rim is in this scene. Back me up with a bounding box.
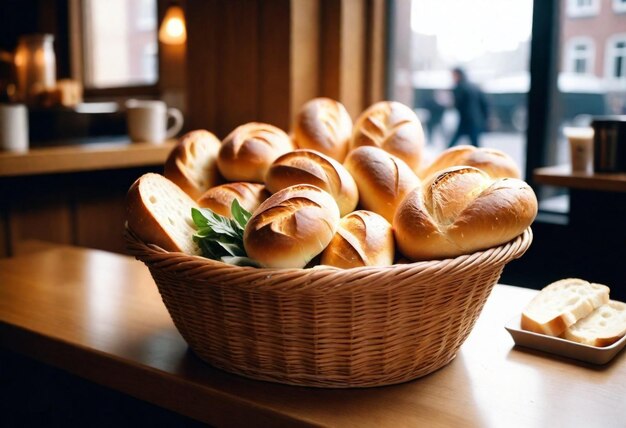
[125,226,533,291]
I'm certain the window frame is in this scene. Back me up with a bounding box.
[69,0,160,100]
[566,0,600,17]
[605,33,626,84]
[564,36,595,75]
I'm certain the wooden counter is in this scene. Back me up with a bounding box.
[0,139,176,177]
[0,139,175,257]
[532,165,626,299]
[1,245,625,427]
[534,164,626,192]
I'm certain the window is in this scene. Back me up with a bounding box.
[566,0,600,17]
[564,38,594,74]
[81,0,158,89]
[605,34,626,81]
[390,0,534,177]
[613,0,626,13]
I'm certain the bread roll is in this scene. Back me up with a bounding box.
[244,184,340,268]
[350,101,425,171]
[197,182,269,217]
[217,122,294,183]
[126,173,200,255]
[321,210,394,268]
[344,146,420,222]
[393,166,537,261]
[265,149,358,216]
[562,300,626,347]
[293,97,353,162]
[419,145,521,180]
[164,130,222,200]
[521,278,610,336]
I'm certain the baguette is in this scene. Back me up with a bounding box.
[126,173,200,255]
[562,300,626,347]
[521,278,610,336]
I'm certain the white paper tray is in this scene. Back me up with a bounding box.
[505,316,626,365]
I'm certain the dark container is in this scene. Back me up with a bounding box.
[592,116,626,173]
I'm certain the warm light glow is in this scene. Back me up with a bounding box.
[159,5,187,45]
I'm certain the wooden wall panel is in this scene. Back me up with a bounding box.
[339,0,366,118]
[216,0,260,137]
[290,0,321,126]
[186,0,219,132]
[5,175,74,253]
[258,0,292,131]
[365,0,387,105]
[186,0,387,136]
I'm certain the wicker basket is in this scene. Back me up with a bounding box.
[125,227,532,388]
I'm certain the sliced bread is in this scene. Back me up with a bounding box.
[562,300,626,347]
[521,278,610,336]
[126,173,201,255]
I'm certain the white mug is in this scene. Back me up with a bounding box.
[0,103,29,152]
[126,100,183,143]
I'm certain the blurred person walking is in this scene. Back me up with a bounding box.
[448,67,489,148]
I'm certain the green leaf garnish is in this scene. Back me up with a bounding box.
[191,199,256,266]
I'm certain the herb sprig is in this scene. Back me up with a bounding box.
[191,200,260,267]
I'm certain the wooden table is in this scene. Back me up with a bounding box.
[1,246,625,427]
[534,164,626,193]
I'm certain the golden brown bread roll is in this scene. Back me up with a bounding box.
[293,97,353,162]
[419,145,521,180]
[217,122,294,183]
[126,173,200,255]
[265,149,358,216]
[344,146,420,222]
[164,130,222,200]
[197,182,269,217]
[320,210,394,268]
[244,184,340,268]
[350,101,425,171]
[393,166,537,261]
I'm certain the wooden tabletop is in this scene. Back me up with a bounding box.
[0,139,176,177]
[534,164,626,192]
[1,246,625,427]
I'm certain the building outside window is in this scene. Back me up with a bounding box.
[565,37,595,74]
[613,0,626,13]
[605,34,626,81]
[567,0,601,17]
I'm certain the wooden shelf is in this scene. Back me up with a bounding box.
[534,165,626,193]
[0,139,175,177]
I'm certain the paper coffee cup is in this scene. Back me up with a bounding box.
[564,126,594,173]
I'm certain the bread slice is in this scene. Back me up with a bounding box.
[126,173,201,255]
[562,300,626,347]
[521,278,610,336]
